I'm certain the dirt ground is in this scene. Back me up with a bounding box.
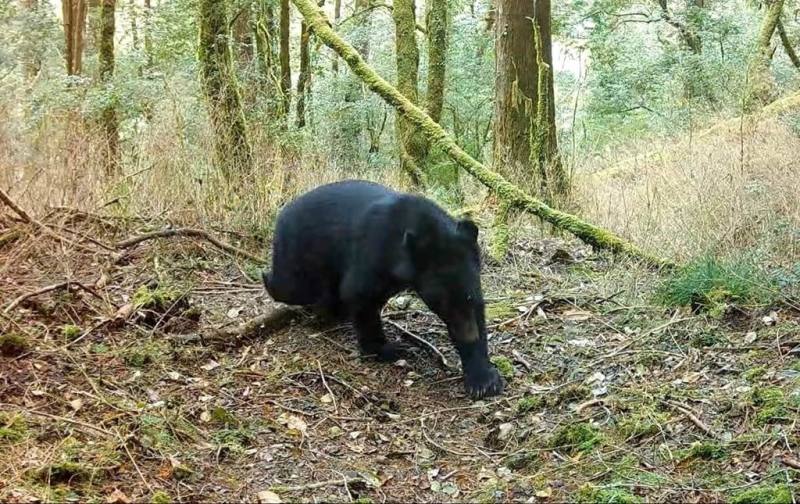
[1,210,799,503]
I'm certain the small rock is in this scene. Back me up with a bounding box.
[497,422,515,441]
[744,331,758,343]
[256,490,282,504]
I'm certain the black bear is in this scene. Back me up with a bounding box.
[263,180,504,399]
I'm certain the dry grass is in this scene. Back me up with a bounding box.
[577,116,800,264]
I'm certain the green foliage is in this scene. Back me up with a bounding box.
[750,386,790,425]
[150,491,172,504]
[730,484,793,504]
[682,441,728,461]
[133,284,183,310]
[658,256,779,312]
[550,422,603,453]
[490,355,514,380]
[0,413,28,443]
[61,324,82,341]
[577,484,641,504]
[514,395,543,416]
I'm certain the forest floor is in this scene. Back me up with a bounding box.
[1,210,799,503]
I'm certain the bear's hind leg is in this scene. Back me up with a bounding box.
[351,303,401,362]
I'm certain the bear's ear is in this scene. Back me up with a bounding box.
[456,219,479,242]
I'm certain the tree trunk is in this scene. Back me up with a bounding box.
[332,0,341,72]
[198,0,253,174]
[63,0,88,75]
[749,0,785,105]
[143,0,153,68]
[492,0,536,187]
[233,1,253,60]
[777,18,800,69]
[393,0,427,185]
[253,1,281,119]
[531,0,567,204]
[21,0,42,80]
[296,20,311,127]
[424,0,457,188]
[290,0,670,268]
[130,0,138,50]
[99,0,119,173]
[279,0,291,124]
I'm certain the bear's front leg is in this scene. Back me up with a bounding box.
[351,303,402,362]
[452,337,505,400]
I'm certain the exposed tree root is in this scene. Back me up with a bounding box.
[204,305,308,346]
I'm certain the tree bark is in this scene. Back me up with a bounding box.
[143,0,153,68]
[198,0,253,174]
[290,0,670,268]
[332,0,341,72]
[531,0,567,204]
[62,0,88,75]
[777,18,800,69]
[279,0,291,125]
[99,0,119,174]
[424,0,457,188]
[393,0,427,185]
[749,0,786,105]
[492,0,536,187]
[253,1,281,119]
[296,20,311,127]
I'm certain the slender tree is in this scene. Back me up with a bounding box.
[198,0,253,174]
[777,18,800,69]
[99,0,119,173]
[21,0,42,80]
[143,0,153,68]
[393,0,426,184]
[253,0,280,115]
[332,0,341,72]
[62,0,88,75]
[279,0,291,123]
[296,19,311,127]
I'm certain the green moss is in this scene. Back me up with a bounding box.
[691,331,724,348]
[151,491,172,504]
[514,395,543,415]
[212,426,253,454]
[36,461,92,483]
[485,301,517,321]
[730,484,793,504]
[139,414,175,450]
[0,333,30,357]
[577,484,641,504]
[123,340,169,368]
[549,383,592,406]
[0,413,28,443]
[133,284,183,310]
[490,355,514,380]
[743,366,767,382]
[682,441,728,461]
[617,411,668,440]
[751,387,790,425]
[550,422,603,454]
[61,324,82,341]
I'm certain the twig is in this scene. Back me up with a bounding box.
[576,398,604,414]
[664,400,718,438]
[122,435,153,492]
[116,227,265,264]
[3,279,101,314]
[206,306,307,345]
[511,349,533,371]
[5,406,115,438]
[386,320,451,368]
[317,360,339,414]
[420,415,482,458]
[0,186,98,253]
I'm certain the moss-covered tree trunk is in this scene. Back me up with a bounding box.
[492,0,536,187]
[62,0,88,75]
[198,0,253,174]
[393,0,427,185]
[777,19,800,69]
[295,20,311,127]
[99,0,119,174]
[21,0,42,80]
[253,0,281,119]
[290,0,670,267]
[531,0,567,205]
[279,0,291,125]
[749,0,785,105]
[424,0,457,189]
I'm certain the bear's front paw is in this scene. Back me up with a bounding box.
[361,341,405,362]
[464,365,505,400]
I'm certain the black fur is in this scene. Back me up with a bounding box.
[263,180,504,399]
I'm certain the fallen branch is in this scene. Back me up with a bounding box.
[386,319,451,368]
[289,0,671,269]
[0,186,98,254]
[116,228,265,264]
[665,400,718,438]
[4,279,102,314]
[205,305,307,346]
